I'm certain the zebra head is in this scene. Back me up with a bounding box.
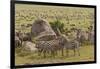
[58,34,69,47]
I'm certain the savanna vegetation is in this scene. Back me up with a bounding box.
[15,4,95,65]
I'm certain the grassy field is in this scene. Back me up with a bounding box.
[15,4,94,32]
[15,45,94,65]
[15,4,95,65]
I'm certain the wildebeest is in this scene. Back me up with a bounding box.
[15,31,23,46]
[15,35,21,47]
[88,31,94,45]
[15,31,32,46]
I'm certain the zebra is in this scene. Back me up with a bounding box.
[58,34,80,57]
[64,39,80,57]
[75,29,90,46]
[35,33,80,57]
[35,40,53,57]
[35,39,64,58]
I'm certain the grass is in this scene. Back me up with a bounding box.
[15,4,95,65]
[15,45,94,65]
[15,4,94,32]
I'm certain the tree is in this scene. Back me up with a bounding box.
[50,20,65,35]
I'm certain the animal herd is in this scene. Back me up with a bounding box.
[35,34,80,58]
[15,23,94,58]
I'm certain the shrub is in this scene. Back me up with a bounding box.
[50,20,65,34]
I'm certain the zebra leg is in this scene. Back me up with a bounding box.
[38,49,42,56]
[38,51,40,56]
[66,49,69,57]
[43,50,46,58]
[77,42,80,56]
[55,51,57,56]
[52,50,56,58]
[73,48,76,56]
[50,51,52,57]
[50,50,54,57]
[51,51,53,57]
[77,48,80,56]
[61,48,64,56]
[53,51,55,58]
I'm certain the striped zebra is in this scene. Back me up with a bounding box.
[64,40,80,56]
[35,34,80,57]
[58,34,80,57]
[35,39,64,57]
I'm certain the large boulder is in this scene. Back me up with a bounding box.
[31,18,57,41]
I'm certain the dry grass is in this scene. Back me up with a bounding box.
[15,4,95,66]
[15,45,94,65]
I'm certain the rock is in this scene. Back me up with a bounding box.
[22,41,37,52]
[31,18,57,41]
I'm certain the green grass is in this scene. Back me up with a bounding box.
[15,45,94,65]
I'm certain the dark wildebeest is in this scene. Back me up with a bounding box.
[15,35,21,47]
[15,31,32,46]
[88,31,94,45]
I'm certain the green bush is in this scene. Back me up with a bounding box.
[50,20,65,34]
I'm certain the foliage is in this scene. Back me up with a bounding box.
[50,20,65,34]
